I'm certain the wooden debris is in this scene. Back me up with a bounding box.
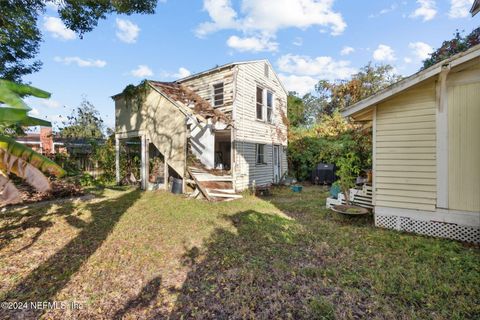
[187,166,242,202]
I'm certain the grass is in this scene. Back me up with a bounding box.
[0,185,478,319]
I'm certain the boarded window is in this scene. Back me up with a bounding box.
[264,63,269,78]
[256,87,263,120]
[256,144,265,164]
[213,83,224,107]
[266,91,273,123]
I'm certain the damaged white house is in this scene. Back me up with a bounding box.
[113,60,288,198]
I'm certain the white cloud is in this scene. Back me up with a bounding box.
[29,108,40,116]
[410,0,437,21]
[278,74,318,96]
[54,56,106,68]
[340,46,354,56]
[197,0,239,36]
[25,97,63,110]
[43,16,76,40]
[409,41,433,60]
[227,35,278,52]
[160,67,192,79]
[373,44,396,61]
[39,99,62,109]
[277,54,356,80]
[293,37,303,46]
[196,0,347,51]
[404,57,413,63]
[116,18,140,43]
[448,0,473,18]
[173,67,192,78]
[130,65,153,78]
[46,114,66,125]
[369,3,398,18]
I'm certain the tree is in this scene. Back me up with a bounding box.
[59,98,105,139]
[287,92,306,127]
[0,1,42,81]
[336,152,361,205]
[314,63,401,116]
[0,79,65,205]
[0,0,157,81]
[422,27,480,70]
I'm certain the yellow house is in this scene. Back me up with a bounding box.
[342,45,480,243]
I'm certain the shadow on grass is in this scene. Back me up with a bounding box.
[3,189,142,318]
[120,209,339,319]
[0,202,75,253]
[118,187,479,319]
[113,276,163,320]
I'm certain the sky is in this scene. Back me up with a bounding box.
[24,0,478,130]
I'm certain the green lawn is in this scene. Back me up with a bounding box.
[0,186,478,319]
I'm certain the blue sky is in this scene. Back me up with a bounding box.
[24,0,477,130]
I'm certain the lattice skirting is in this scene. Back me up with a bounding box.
[375,214,480,244]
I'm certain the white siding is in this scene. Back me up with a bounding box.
[179,67,235,115]
[375,81,437,211]
[233,62,288,190]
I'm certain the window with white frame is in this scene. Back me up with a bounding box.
[256,144,265,164]
[212,82,224,108]
[266,91,273,123]
[256,86,263,120]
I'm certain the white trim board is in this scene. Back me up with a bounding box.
[342,44,480,117]
[375,206,480,227]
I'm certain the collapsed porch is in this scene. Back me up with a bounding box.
[113,80,241,201]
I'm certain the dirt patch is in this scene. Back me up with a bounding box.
[7,179,84,207]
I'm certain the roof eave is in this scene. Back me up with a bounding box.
[342,44,480,118]
[471,0,480,16]
[176,59,267,83]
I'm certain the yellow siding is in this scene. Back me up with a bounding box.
[375,81,437,211]
[447,81,480,212]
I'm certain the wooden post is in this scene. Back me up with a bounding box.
[115,137,120,185]
[141,135,146,190]
[164,158,169,191]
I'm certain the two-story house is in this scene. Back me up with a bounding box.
[113,60,288,194]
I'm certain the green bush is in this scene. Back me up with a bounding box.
[78,172,98,187]
[288,129,371,181]
[91,138,116,184]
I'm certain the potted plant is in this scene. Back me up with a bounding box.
[331,152,368,215]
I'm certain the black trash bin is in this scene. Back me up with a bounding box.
[170,178,183,194]
[311,163,336,184]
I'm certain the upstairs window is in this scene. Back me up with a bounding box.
[256,86,263,120]
[264,63,269,78]
[213,82,224,108]
[266,91,273,123]
[256,144,265,164]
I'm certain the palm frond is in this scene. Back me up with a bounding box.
[0,136,66,178]
[0,172,21,205]
[0,79,51,110]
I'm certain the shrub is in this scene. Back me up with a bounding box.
[288,121,371,181]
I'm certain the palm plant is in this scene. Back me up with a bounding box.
[0,79,66,205]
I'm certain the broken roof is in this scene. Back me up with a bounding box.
[148,81,231,124]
